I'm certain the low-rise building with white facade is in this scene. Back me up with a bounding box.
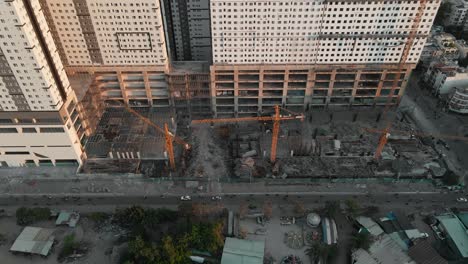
[448,87,468,113]
[424,60,468,94]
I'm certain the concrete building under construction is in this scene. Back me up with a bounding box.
[0,0,442,168]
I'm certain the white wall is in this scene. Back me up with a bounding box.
[0,124,82,166]
[44,0,169,66]
[439,71,468,94]
[210,0,441,64]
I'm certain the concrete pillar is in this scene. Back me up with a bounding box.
[326,69,337,105]
[375,70,386,97]
[116,71,129,104]
[304,68,315,109]
[398,67,413,103]
[351,70,361,105]
[258,66,264,114]
[143,71,153,106]
[282,68,289,106]
[234,66,239,116]
[209,66,217,117]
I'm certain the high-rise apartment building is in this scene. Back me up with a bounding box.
[40,0,169,66]
[0,0,84,167]
[167,0,212,61]
[210,0,441,116]
[41,0,173,109]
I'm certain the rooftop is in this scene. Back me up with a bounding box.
[10,227,55,256]
[456,212,468,229]
[55,211,80,227]
[356,216,384,237]
[408,240,448,264]
[436,214,468,258]
[221,237,265,264]
[351,235,415,264]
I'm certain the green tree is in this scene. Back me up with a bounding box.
[58,234,82,261]
[113,206,178,229]
[324,201,340,218]
[352,232,372,251]
[305,242,338,262]
[16,207,51,226]
[345,199,360,217]
[188,222,224,252]
[126,236,160,264]
[160,235,191,264]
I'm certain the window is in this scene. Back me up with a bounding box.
[22,128,37,133]
[5,151,29,155]
[35,118,62,124]
[0,128,17,133]
[39,127,65,133]
[0,119,12,123]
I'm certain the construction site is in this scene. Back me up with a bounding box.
[70,92,451,182]
[53,0,464,182]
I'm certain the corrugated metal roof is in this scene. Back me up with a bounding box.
[356,216,384,237]
[351,249,379,264]
[10,227,54,256]
[366,235,415,264]
[456,212,468,229]
[408,240,448,264]
[436,214,468,258]
[322,217,338,245]
[221,238,264,264]
[55,211,80,227]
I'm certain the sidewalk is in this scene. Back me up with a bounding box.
[0,168,440,197]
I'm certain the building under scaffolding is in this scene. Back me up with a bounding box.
[81,107,176,176]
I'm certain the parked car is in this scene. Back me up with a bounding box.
[280,216,296,225]
[211,195,222,201]
[420,233,429,238]
[456,197,467,202]
[430,224,445,240]
[180,195,191,201]
[256,216,266,226]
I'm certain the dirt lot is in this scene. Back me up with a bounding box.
[239,203,323,264]
[0,213,120,264]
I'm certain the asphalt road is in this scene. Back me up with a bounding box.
[0,192,466,210]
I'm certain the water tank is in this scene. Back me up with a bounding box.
[307,213,321,227]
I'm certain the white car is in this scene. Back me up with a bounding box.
[180,195,191,201]
[211,195,222,201]
[420,233,429,238]
[456,197,467,202]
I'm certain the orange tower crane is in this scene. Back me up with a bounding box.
[113,100,190,170]
[375,0,428,160]
[191,105,304,163]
